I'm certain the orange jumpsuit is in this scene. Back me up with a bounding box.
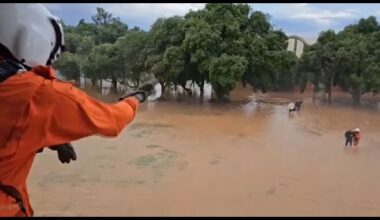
[354,132,361,146]
[0,66,139,216]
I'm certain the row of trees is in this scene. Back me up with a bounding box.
[295,16,380,105]
[54,4,380,105]
[54,4,297,102]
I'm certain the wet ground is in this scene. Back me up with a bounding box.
[28,89,380,216]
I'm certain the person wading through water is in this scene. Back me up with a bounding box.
[344,128,361,148]
[344,129,355,147]
[353,128,361,147]
[288,100,303,114]
[0,4,156,216]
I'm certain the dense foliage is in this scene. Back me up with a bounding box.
[296,16,380,105]
[55,4,380,105]
[55,3,296,101]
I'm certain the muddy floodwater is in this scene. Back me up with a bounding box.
[28,90,380,216]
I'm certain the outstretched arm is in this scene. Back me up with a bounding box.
[43,82,140,147]
[21,79,157,158]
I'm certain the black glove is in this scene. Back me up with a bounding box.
[119,90,147,103]
[138,80,157,96]
[49,143,77,164]
[119,80,158,103]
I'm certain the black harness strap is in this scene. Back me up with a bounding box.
[0,59,23,83]
[0,184,27,215]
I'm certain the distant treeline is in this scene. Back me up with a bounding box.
[55,4,380,104]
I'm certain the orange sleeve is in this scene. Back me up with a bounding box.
[41,81,139,147]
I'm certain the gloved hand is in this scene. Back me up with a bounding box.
[49,143,77,164]
[119,90,147,103]
[119,79,158,103]
[138,80,157,97]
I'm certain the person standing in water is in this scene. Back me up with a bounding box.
[288,102,296,113]
[344,129,354,147]
[295,100,303,112]
[353,128,361,146]
[288,100,303,114]
[344,128,361,147]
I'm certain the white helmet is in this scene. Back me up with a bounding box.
[288,102,295,110]
[0,3,64,69]
[354,128,360,132]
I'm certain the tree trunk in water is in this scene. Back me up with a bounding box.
[135,79,140,88]
[215,85,227,102]
[174,84,178,100]
[216,93,227,102]
[91,78,96,86]
[112,76,117,89]
[327,73,334,105]
[352,89,361,105]
[160,82,166,99]
[312,83,320,103]
[83,74,86,88]
[327,89,332,105]
[181,83,192,96]
[99,73,103,92]
[183,87,192,96]
[199,81,204,102]
[111,76,118,94]
[312,88,317,103]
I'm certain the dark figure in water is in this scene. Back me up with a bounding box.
[288,100,304,113]
[295,101,303,112]
[345,130,355,146]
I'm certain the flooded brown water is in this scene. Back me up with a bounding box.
[28,89,380,216]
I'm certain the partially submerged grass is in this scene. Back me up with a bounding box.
[146,144,162,149]
[129,122,174,130]
[130,122,174,138]
[128,149,187,180]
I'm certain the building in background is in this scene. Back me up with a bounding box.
[287,35,308,58]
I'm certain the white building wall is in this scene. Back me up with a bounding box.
[295,40,304,58]
[287,36,306,58]
[287,38,295,52]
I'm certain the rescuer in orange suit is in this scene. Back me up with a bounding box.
[0,4,156,216]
